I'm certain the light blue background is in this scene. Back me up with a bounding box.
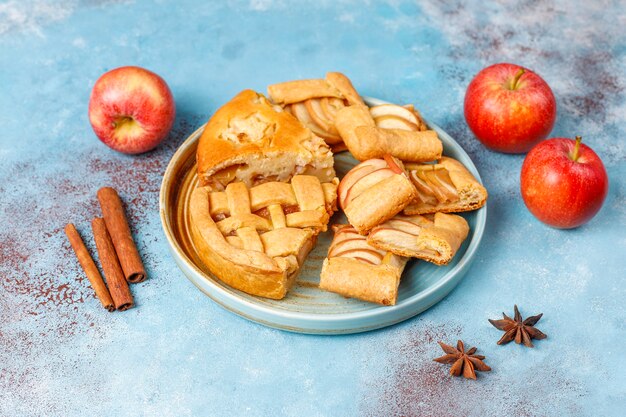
[0,1,624,416]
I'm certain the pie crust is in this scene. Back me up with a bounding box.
[268,72,364,152]
[403,157,488,215]
[367,212,469,265]
[189,175,338,299]
[335,104,443,161]
[338,156,417,234]
[319,225,408,306]
[196,89,335,191]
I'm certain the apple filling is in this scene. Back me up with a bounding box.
[211,164,246,190]
[284,97,347,144]
[328,225,386,265]
[220,112,277,145]
[408,166,459,206]
[253,204,300,219]
[370,104,427,132]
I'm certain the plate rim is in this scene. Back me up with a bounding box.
[159,96,487,334]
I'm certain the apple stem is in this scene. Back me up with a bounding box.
[572,135,583,162]
[510,68,526,90]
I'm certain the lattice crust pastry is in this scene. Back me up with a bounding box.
[368,213,470,266]
[319,225,408,306]
[189,175,339,300]
[334,103,443,162]
[338,155,417,235]
[196,89,335,191]
[267,72,365,153]
[403,157,488,215]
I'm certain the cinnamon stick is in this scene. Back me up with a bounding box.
[91,218,134,311]
[64,223,115,312]
[97,187,146,283]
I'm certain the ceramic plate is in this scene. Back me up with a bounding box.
[159,97,487,334]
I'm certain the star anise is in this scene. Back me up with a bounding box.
[433,340,491,380]
[489,305,547,347]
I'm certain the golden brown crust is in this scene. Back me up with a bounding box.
[335,105,443,162]
[324,72,364,106]
[189,176,338,299]
[319,224,407,305]
[319,257,403,306]
[267,73,365,151]
[344,174,417,234]
[196,89,334,190]
[267,72,365,106]
[268,79,342,105]
[367,213,469,265]
[403,157,488,215]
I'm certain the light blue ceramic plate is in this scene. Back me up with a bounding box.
[160,97,487,334]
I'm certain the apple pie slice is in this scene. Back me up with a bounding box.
[267,72,365,152]
[319,225,408,306]
[403,157,488,215]
[196,89,335,191]
[338,155,417,234]
[335,103,442,162]
[189,175,338,299]
[368,213,469,265]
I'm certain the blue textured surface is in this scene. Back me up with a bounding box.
[1,1,624,416]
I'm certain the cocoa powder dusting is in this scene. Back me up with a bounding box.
[360,322,585,416]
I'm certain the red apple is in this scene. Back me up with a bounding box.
[88,66,175,154]
[520,136,608,229]
[464,63,556,153]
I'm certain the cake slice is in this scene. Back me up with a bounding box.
[367,213,469,265]
[403,157,488,215]
[196,89,335,191]
[319,225,408,306]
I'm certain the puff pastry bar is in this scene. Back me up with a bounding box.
[196,89,335,191]
[268,72,365,152]
[368,213,469,265]
[189,175,338,299]
[403,157,488,215]
[335,103,442,162]
[338,155,417,234]
[319,225,408,306]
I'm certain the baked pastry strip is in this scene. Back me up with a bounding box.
[268,72,364,106]
[403,157,488,215]
[189,175,338,300]
[338,155,417,234]
[368,213,469,266]
[335,104,443,162]
[196,89,335,191]
[319,225,408,306]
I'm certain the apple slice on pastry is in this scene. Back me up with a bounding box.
[403,157,488,215]
[337,155,417,234]
[319,224,408,306]
[268,72,364,152]
[367,212,469,266]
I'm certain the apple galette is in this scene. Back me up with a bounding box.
[338,155,417,235]
[196,89,335,191]
[334,103,442,162]
[403,157,488,215]
[189,175,338,299]
[267,72,365,152]
[367,213,469,265]
[319,225,408,306]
